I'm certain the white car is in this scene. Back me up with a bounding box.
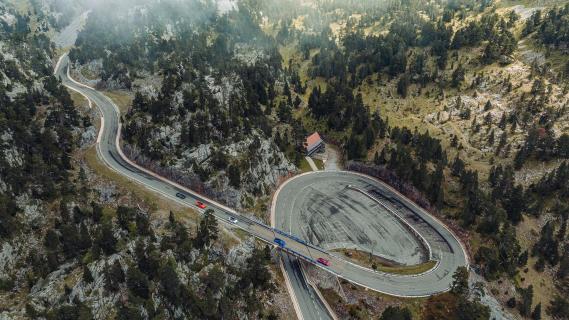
[229,216,238,224]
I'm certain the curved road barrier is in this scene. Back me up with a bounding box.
[347,185,432,261]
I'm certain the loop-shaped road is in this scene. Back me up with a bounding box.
[272,171,469,297]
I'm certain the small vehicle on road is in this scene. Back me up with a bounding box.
[274,238,286,247]
[317,257,331,266]
[196,201,207,209]
[229,216,238,224]
[175,192,186,199]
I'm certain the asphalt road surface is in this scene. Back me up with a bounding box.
[55,52,468,318]
[282,255,333,320]
[273,171,469,297]
[291,181,425,265]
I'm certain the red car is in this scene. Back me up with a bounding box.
[317,257,331,266]
[196,201,207,209]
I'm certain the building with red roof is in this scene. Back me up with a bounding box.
[304,132,324,155]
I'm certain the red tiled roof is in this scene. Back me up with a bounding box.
[305,132,323,149]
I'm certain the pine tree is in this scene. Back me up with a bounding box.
[104,260,124,292]
[83,265,93,283]
[451,266,469,296]
[496,132,508,155]
[498,113,507,129]
[518,285,533,317]
[397,73,410,98]
[126,265,150,299]
[78,222,92,252]
[451,156,465,177]
[533,221,559,265]
[451,64,465,87]
[430,164,445,209]
[227,165,241,188]
[504,185,525,224]
[374,148,387,166]
[531,303,541,320]
[97,221,117,255]
[195,210,218,249]
[380,306,412,320]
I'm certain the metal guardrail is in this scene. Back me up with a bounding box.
[385,195,455,254]
[347,185,433,261]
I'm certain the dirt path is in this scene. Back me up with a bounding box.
[321,144,341,171]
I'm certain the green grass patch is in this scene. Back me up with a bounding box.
[299,158,313,172]
[377,260,438,275]
[313,158,325,170]
[335,248,437,275]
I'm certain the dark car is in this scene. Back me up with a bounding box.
[274,238,286,248]
[175,192,186,199]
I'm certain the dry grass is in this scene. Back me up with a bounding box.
[103,91,133,115]
[514,216,557,308]
[377,261,438,275]
[69,90,89,110]
[498,0,567,8]
[334,249,437,275]
[79,67,99,81]
[82,145,195,219]
[6,0,30,13]
[247,196,270,220]
[320,280,426,319]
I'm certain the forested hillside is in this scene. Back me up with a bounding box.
[68,0,299,211]
[0,2,84,240]
[260,0,569,318]
[0,1,286,319]
[3,0,569,319]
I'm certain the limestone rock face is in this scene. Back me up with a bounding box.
[1,130,23,168]
[81,126,97,148]
[226,238,256,269]
[173,132,296,208]
[499,55,514,65]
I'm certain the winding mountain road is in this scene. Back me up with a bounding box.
[55,52,468,319]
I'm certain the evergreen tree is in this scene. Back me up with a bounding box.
[104,260,124,292]
[97,221,117,255]
[195,210,218,249]
[531,303,541,320]
[548,296,569,319]
[451,64,465,87]
[126,265,150,299]
[83,265,93,284]
[533,221,559,266]
[227,165,241,188]
[518,285,533,317]
[397,73,410,98]
[380,306,412,320]
[451,266,469,296]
